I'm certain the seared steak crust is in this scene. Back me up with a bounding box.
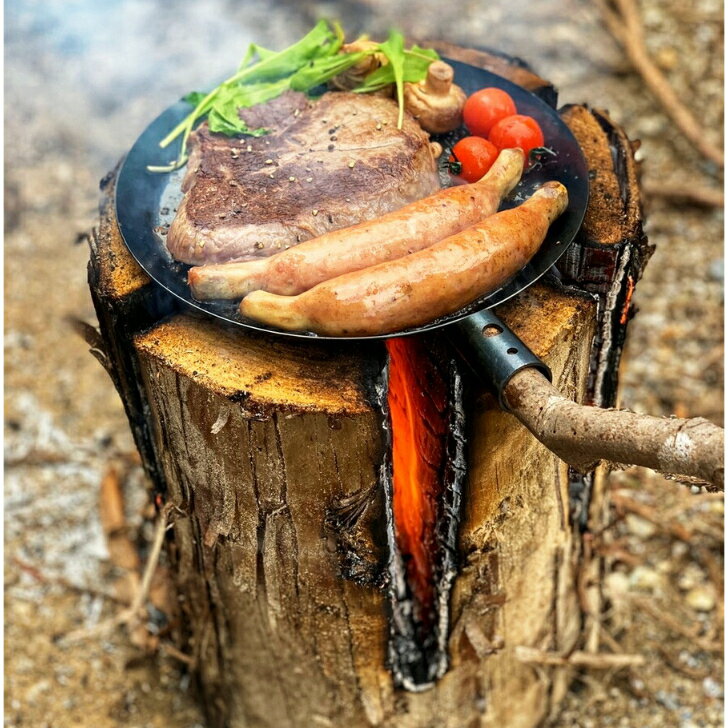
[166,91,440,265]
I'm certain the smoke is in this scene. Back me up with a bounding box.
[6,0,622,173]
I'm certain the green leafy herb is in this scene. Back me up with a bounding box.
[149,21,439,172]
[353,44,439,93]
[182,91,207,106]
[375,31,405,128]
[288,51,367,92]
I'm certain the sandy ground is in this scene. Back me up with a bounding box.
[4,0,723,726]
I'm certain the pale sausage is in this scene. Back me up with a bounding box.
[239,181,568,336]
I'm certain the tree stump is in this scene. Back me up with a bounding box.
[87,47,649,728]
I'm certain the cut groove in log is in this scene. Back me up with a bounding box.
[380,336,467,690]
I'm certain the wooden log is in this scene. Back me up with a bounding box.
[130,284,595,728]
[84,46,645,728]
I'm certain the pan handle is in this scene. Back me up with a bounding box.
[450,310,551,410]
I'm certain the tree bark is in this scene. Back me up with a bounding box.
[504,368,724,487]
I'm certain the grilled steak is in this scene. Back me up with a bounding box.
[166,91,441,265]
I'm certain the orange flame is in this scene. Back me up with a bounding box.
[386,337,449,622]
[620,275,635,325]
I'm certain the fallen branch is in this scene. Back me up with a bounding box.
[642,181,724,208]
[631,595,722,652]
[594,0,724,167]
[504,368,724,488]
[516,646,645,669]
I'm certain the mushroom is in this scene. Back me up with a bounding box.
[403,61,466,134]
[329,39,392,96]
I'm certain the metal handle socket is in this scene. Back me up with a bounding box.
[451,310,552,411]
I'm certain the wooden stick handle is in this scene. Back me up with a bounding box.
[503,368,724,488]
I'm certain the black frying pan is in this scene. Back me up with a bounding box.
[116,60,589,399]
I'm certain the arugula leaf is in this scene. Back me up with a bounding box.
[160,20,341,152]
[230,20,340,84]
[288,51,368,92]
[183,91,207,106]
[206,81,287,136]
[354,45,439,93]
[150,22,439,172]
[375,30,405,129]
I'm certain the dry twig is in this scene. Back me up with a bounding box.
[656,646,711,680]
[61,503,177,644]
[593,0,724,167]
[11,556,125,605]
[516,646,645,669]
[631,595,722,652]
[642,181,724,208]
[610,491,693,542]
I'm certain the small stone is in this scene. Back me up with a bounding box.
[625,513,657,538]
[685,585,716,612]
[629,565,663,591]
[677,563,703,591]
[604,571,630,598]
[655,690,680,711]
[703,676,723,699]
[655,46,679,71]
[288,176,296,182]
[656,559,674,574]
[348,161,356,168]
[264,159,274,165]
[312,210,318,216]
[708,258,724,282]
[306,177,313,182]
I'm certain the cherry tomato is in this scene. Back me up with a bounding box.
[449,136,499,183]
[488,114,545,157]
[463,88,517,137]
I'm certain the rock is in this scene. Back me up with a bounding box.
[625,513,657,539]
[656,559,672,574]
[605,571,631,598]
[677,563,704,591]
[655,690,680,711]
[685,585,716,612]
[629,565,664,592]
[702,676,723,699]
[708,259,724,282]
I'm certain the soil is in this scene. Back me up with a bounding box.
[4,0,723,726]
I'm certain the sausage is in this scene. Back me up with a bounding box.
[240,181,568,336]
[188,148,524,300]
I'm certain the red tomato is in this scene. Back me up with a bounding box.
[449,137,499,183]
[463,88,517,137]
[488,114,545,157]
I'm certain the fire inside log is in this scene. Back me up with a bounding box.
[381,335,466,691]
[387,338,448,624]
